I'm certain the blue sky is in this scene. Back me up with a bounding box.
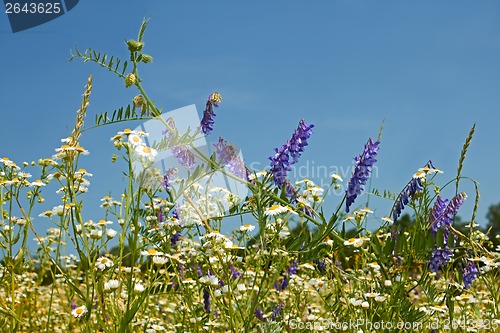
[1,1,499,248]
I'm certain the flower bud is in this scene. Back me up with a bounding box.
[125,74,136,88]
[209,92,222,105]
[126,39,143,52]
[141,54,153,63]
[133,95,144,108]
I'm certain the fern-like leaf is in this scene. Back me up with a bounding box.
[84,104,152,131]
[70,47,129,78]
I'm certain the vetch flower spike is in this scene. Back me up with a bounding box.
[392,160,439,222]
[200,92,222,135]
[463,261,479,289]
[269,119,314,188]
[345,138,380,213]
[213,137,248,180]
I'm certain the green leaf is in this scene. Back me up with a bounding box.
[70,47,129,79]
[84,104,151,130]
[436,229,445,248]
[371,234,382,256]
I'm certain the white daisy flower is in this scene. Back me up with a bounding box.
[134,283,145,293]
[146,325,166,332]
[74,168,92,177]
[135,145,158,161]
[117,128,136,136]
[128,134,143,147]
[95,257,114,271]
[104,279,120,291]
[331,173,343,182]
[12,217,27,226]
[106,228,117,239]
[152,256,169,265]
[71,305,87,318]
[90,229,103,239]
[264,204,288,216]
[239,224,255,232]
[349,298,363,307]
[359,207,373,214]
[310,186,324,197]
[381,216,394,224]
[141,249,164,257]
[200,275,219,286]
[343,237,365,248]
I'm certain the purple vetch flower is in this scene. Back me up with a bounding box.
[269,120,314,188]
[213,137,248,180]
[194,263,203,278]
[426,193,467,273]
[270,302,284,321]
[162,117,177,140]
[203,289,210,313]
[171,207,180,219]
[286,259,299,276]
[392,177,423,222]
[315,260,326,271]
[345,138,380,213]
[443,192,467,224]
[161,167,178,191]
[281,275,289,290]
[463,261,479,289]
[428,247,453,273]
[171,145,195,169]
[429,193,467,233]
[156,211,165,223]
[269,144,291,188]
[392,161,441,222]
[274,279,283,292]
[287,120,314,164]
[429,196,449,234]
[274,259,299,292]
[200,92,222,135]
[274,275,288,292]
[170,232,181,246]
[177,262,185,279]
[228,264,242,279]
[254,307,266,322]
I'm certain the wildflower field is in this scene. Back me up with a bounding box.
[1,21,500,333]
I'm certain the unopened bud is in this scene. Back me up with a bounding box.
[141,54,153,63]
[126,39,143,52]
[133,95,145,108]
[125,74,136,88]
[209,92,222,105]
